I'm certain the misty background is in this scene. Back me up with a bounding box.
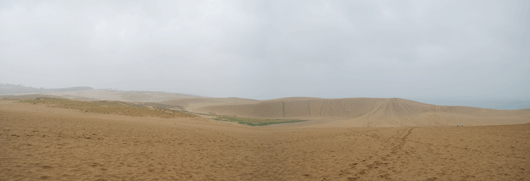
[1,0,529,109]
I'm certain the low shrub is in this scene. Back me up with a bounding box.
[212,115,305,126]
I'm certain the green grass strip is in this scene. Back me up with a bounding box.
[212,115,305,126]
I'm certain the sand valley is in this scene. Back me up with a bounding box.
[1,95,529,180]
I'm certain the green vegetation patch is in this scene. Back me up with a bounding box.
[212,115,305,126]
[20,97,197,118]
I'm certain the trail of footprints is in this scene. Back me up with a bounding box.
[342,128,414,181]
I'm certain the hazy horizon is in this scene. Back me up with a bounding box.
[1,83,529,110]
[1,1,529,106]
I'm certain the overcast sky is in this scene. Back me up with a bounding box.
[1,0,529,102]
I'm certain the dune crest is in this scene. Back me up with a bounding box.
[165,97,530,127]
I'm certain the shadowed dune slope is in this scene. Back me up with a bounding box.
[194,98,530,127]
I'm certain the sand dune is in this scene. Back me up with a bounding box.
[187,97,530,127]
[160,97,259,112]
[1,100,529,180]
[38,89,200,102]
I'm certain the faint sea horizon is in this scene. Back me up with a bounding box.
[418,100,530,110]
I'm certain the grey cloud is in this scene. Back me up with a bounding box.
[1,0,528,103]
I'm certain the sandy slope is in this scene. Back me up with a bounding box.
[40,89,200,102]
[160,97,259,112]
[1,100,529,180]
[193,98,530,127]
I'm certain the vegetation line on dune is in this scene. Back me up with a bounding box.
[19,97,197,118]
[18,97,307,126]
[208,114,306,126]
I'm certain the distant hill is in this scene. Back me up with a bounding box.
[0,83,93,94]
[170,97,530,127]
[44,89,202,102]
[0,83,201,102]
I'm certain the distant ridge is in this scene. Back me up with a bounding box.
[0,83,93,94]
[176,97,530,127]
[0,84,200,102]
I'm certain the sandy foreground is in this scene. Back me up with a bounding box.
[1,100,529,180]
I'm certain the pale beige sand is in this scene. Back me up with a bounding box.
[160,97,259,112]
[194,98,530,127]
[1,100,529,180]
